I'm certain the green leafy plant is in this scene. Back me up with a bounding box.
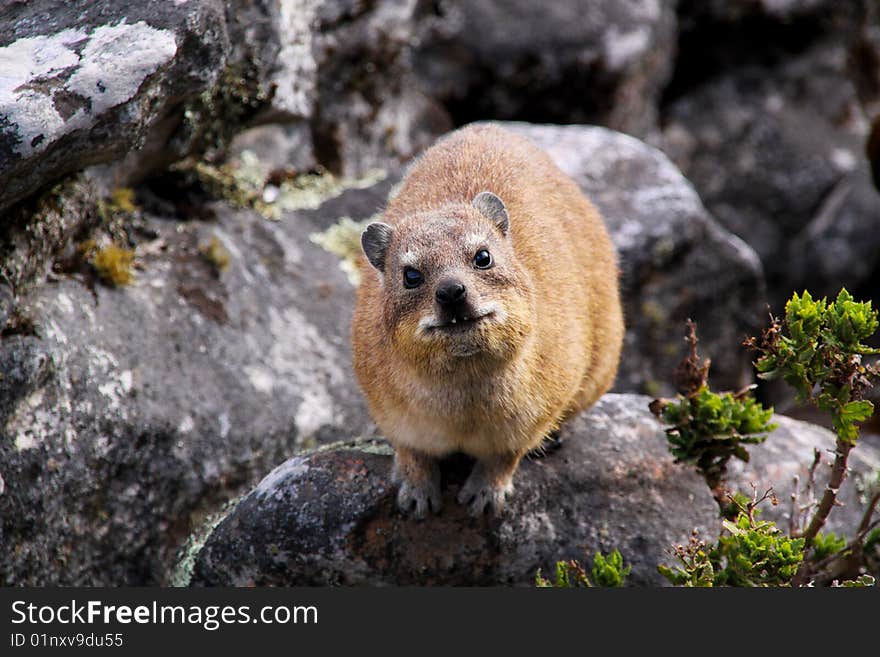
[591,550,632,587]
[659,488,805,587]
[748,289,879,445]
[536,550,631,588]
[655,291,880,586]
[650,321,776,517]
[657,532,715,587]
[535,560,590,588]
[810,532,847,562]
[745,289,880,584]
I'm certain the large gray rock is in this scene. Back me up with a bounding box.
[189,393,880,586]
[413,0,677,137]
[0,0,229,214]
[226,0,450,177]
[661,0,880,307]
[0,177,97,319]
[676,0,845,25]
[304,0,451,176]
[0,176,395,585]
[0,0,451,215]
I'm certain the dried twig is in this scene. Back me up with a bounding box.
[673,319,710,397]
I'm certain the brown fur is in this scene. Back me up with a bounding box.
[351,124,624,516]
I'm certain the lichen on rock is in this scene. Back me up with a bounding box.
[309,215,377,285]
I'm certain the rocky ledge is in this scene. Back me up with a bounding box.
[189,393,880,587]
[0,122,767,585]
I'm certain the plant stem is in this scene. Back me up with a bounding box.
[710,483,728,516]
[857,489,880,537]
[792,437,853,585]
[804,517,880,586]
[705,468,731,518]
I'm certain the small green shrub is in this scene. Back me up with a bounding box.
[536,550,631,588]
[651,321,776,517]
[655,290,880,586]
[748,289,879,445]
[659,494,805,587]
[654,387,775,510]
[591,550,632,587]
[810,532,847,562]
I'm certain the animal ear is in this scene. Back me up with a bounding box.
[472,191,509,235]
[361,222,394,272]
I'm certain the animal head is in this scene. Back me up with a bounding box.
[361,191,533,368]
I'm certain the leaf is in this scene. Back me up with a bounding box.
[722,519,744,536]
[840,400,874,424]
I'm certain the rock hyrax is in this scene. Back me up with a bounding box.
[352,124,624,517]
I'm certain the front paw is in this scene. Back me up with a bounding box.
[457,466,513,517]
[396,477,443,519]
[392,448,443,519]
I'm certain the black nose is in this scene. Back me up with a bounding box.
[435,279,467,306]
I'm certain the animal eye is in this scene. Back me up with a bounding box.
[403,267,424,288]
[473,249,493,269]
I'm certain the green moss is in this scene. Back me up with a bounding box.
[82,241,136,287]
[107,187,137,214]
[275,168,386,214]
[171,157,273,216]
[168,497,243,587]
[180,62,271,162]
[96,186,140,246]
[199,236,231,273]
[346,439,395,457]
[308,437,394,458]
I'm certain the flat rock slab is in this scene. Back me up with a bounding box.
[190,393,880,586]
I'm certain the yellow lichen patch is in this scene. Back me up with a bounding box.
[98,187,138,225]
[309,215,376,286]
[82,241,136,287]
[199,236,231,273]
[171,151,386,221]
[108,187,137,213]
[275,168,386,214]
